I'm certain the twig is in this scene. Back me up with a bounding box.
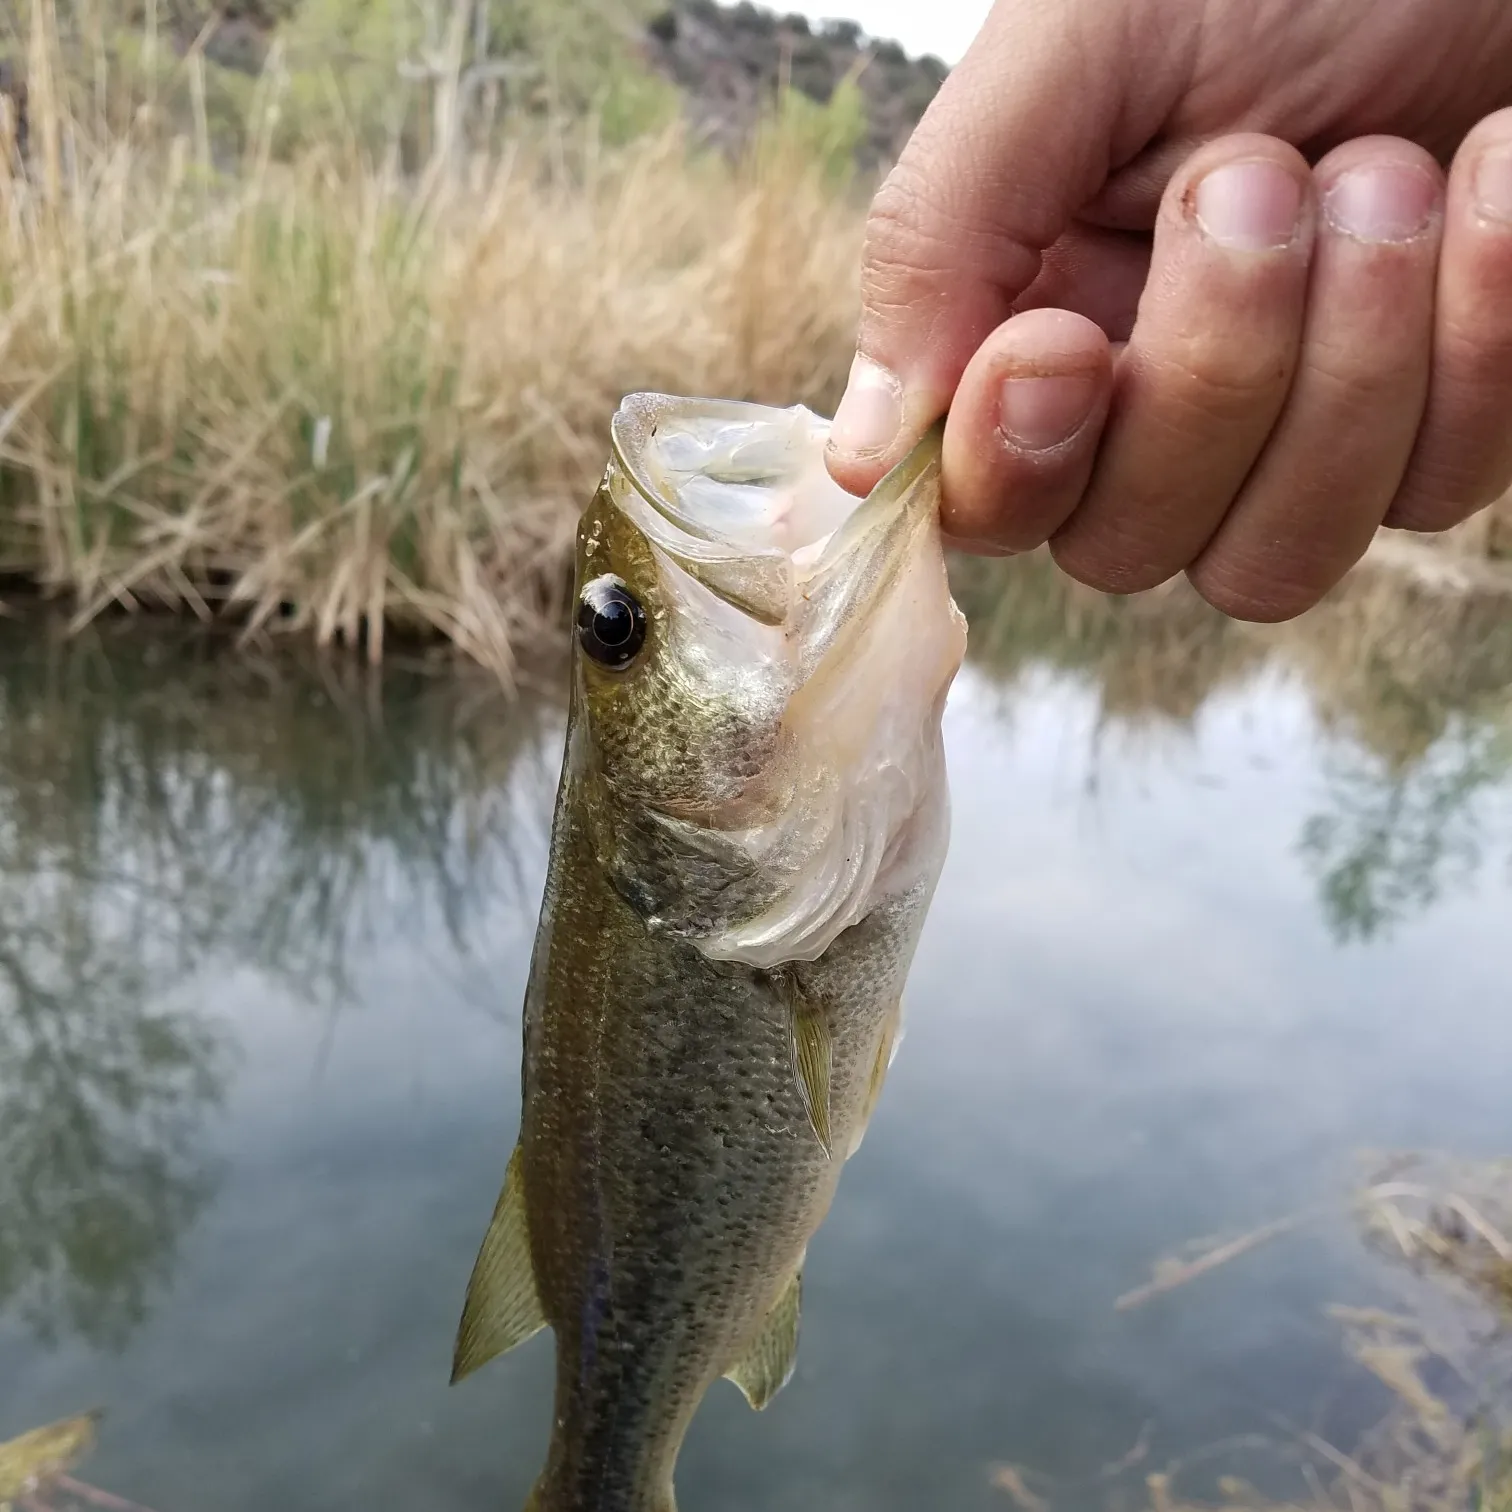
[989,1464,1050,1512]
[52,1476,161,1512]
[1443,1196,1512,1262]
[1115,1214,1306,1311]
[1099,1419,1156,1478]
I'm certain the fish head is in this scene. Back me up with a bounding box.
[570,392,967,966]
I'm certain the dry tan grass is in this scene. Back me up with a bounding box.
[991,1158,1512,1512]
[0,0,864,684]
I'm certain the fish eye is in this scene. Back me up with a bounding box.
[576,575,647,670]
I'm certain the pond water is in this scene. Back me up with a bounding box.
[1,552,1509,1512]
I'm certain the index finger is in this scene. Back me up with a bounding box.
[824,0,1195,494]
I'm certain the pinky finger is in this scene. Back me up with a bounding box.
[1387,109,1512,531]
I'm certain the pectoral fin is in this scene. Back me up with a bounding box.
[847,996,902,1159]
[789,997,833,1158]
[724,1270,802,1410]
[451,1145,547,1384]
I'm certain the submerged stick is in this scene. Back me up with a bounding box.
[1114,1213,1308,1311]
[53,1477,162,1512]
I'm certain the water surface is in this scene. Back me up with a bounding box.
[1,555,1509,1510]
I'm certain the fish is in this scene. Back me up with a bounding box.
[451,392,968,1512]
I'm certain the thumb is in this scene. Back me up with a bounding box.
[825,0,1181,492]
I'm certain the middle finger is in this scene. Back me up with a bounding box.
[1049,135,1316,594]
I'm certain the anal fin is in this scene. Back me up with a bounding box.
[451,1144,547,1384]
[724,1269,802,1410]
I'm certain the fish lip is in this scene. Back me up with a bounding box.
[608,392,936,548]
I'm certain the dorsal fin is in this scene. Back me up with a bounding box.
[451,1144,548,1384]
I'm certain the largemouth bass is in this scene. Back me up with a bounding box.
[452,393,967,1512]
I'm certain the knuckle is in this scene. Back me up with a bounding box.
[857,165,969,331]
[860,152,1042,314]
[1049,526,1179,596]
[1139,338,1291,427]
[863,159,985,282]
[1435,307,1512,386]
[863,162,936,270]
[1298,334,1417,409]
[1388,460,1512,531]
[1186,555,1325,623]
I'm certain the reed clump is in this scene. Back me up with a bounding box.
[0,0,866,683]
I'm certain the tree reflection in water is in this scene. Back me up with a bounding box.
[952,549,1512,943]
[0,617,554,1351]
[1300,716,1510,943]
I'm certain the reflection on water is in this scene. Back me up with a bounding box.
[1302,717,1509,942]
[0,859,221,1353]
[952,551,1512,945]
[0,556,1507,1511]
[0,623,554,1358]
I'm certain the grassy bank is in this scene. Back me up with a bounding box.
[0,0,866,682]
[0,2,1507,683]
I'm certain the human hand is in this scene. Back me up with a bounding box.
[824,0,1512,618]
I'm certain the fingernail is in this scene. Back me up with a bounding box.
[1472,143,1512,224]
[1194,159,1304,250]
[998,372,1097,453]
[1324,164,1438,242]
[828,354,902,459]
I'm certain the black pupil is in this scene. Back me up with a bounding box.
[593,600,633,646]
[577,577,645,668]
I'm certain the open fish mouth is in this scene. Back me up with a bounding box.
[604,392,941,639]
[613,395,851,560]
